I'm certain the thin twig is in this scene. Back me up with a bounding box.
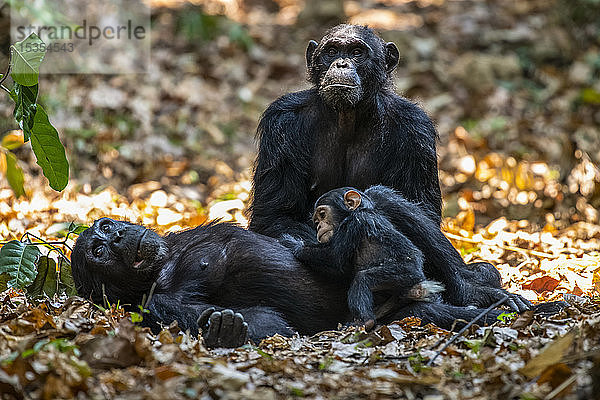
[426,294,509,367]
[544,374,578,400]
[444,231,559,259]
[20,232,72,262]
[1,240,72,247]
[102,284,108,310]
[144,282,157,309]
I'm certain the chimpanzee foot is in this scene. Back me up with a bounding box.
[197,307,249,348]
[533,300,570,316]
[456,284,532,313]
[345,318,376,331]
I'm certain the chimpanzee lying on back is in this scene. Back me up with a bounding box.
[283,187,444,326]
[72,218,527,348]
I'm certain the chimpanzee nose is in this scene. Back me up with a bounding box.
[111,228,124,244]
[335,58,349,68]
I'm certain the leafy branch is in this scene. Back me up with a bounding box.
[0,33,69,196]
[0,222,86,298]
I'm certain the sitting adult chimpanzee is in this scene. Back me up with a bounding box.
[248,24,529,312]
[72,218,514,348]
[283,187,444,326]
[250,24,440,240]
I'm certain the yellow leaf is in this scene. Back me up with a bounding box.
[1,130,25,150]
[0,152,6,173]
[592,267,600,294]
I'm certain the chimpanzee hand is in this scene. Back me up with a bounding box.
[197,307,249,348]
[279,234,305,255]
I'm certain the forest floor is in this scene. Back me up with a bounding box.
[0,0,599,398]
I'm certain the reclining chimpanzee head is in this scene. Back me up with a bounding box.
[71,218,167,306]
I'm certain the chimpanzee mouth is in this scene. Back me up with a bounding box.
[324,83,359,89]
[317,229,334,243]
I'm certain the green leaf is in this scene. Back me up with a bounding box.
[581,87,600,105]
[465,339,483,354]
[0,274,9,292]
[130,312,143,323]
[0,240,40,289]
[496,311,517,323]
[30,105,69,191]
[10,33,45,87]
[71,224,89,235]
[58,260,77,296]
[27,256,57,298]
[11,83,38,142]
[5,151,25,198]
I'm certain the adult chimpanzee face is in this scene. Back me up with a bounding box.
[314,38,367,109]
[81,218,165,272]
[71,218,167,303]
[306,25,400,110]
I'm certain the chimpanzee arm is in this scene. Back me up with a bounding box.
[365,185,531,312]
[249,93,317,242]
[291,211,398,279]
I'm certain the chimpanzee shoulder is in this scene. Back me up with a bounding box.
[379,92,439,144]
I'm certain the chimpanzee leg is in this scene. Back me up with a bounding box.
[460,261,502,289]
[365,185,531,312]
[349,263,425,324]
[347,271,377,323]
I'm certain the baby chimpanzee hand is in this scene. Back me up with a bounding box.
[279,234,305,255]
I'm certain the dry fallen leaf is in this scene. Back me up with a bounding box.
[519,332,575,379]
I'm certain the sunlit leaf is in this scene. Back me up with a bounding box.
[519,332,574,379]
[10,33,45,87]
[1,130,25,150]
[522,276,560,293]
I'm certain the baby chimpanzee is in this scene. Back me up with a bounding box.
[283,187,443,326]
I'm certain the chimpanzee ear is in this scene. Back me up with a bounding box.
[384,42,399,73]
[306,40,319,66]
[343,190,362,210]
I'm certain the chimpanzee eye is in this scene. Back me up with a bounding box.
[319,210,326,219]
[99,220,111,233]
[352,47,363,57]
[326,47,337,56]
[93,246,103,257]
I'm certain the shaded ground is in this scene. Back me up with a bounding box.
[0,0,599,398]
